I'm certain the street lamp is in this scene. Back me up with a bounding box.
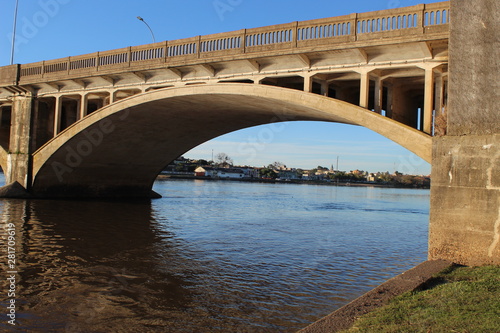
[137,16,156,43]
[10,0,20,65]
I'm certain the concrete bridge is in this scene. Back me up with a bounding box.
[0,2,449,197]
[0,0,498,268]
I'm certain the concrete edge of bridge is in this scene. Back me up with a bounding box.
[0,181,163,200]
[297,259,454,333]
[0,181,32,199]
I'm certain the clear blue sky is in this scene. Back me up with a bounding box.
[0,0,442,174]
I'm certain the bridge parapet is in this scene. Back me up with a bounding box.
[0,1,449,87]
[0,65,18,87]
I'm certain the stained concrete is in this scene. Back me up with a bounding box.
[447,0,499,136]
[428,0,500,266]
[6,95,33,189]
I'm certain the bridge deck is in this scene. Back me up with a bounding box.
[0,2,449,88]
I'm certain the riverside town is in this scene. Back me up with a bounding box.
[160,155,431,188]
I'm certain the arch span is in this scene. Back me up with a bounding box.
[31,84,431,198]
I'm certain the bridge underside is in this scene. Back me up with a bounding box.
[21,84,432,198]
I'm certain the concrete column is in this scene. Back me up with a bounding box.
[429,0,500,266]
[303,74,313,93]
[79,93,88,120]
[359,71,370,108]
[320,81,329,96]
[253,75,265,85]
[423,68,434,134]
[54,96,62,136]
[111,91,117,103]
[374,76,383,114]
[385,82,393,118]
[434,73,444,114]
[6,95,34,189]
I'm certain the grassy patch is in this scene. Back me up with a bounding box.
[342,265,500,333]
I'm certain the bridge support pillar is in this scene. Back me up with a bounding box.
[423,67,435,134]
[6,95,34,190]
[385,81,393,118]
[53,95,62,136]
[358,70,370,108]
[79,93,88,119]
[374,76,383,114]
[429,0,499,266]
[303,74,313,93]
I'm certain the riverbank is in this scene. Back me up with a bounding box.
[156,174,430,189]
[299,262,500,333]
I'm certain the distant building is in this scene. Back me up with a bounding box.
[277,168,300,180]
[194,167,246,179]
[314,169,330,180]
[238,167,259,178]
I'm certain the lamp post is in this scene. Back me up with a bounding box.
[10,0,20,65]
[137,16,156,43]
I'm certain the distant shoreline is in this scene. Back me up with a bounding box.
[156,174,430,189]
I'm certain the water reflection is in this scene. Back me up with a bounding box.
[1,200,201,332]
[0,181,430,332]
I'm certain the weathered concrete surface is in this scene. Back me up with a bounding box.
[0,65,18,86]
[298,260,453,333]
[428,0,500,266]
[430,135,500,265]
[447,0,499,136]
[6,96,33,189]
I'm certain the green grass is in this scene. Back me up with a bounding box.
[341,265,500,333]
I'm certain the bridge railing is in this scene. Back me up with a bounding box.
[12,1,449,85]
[296,14,355,49]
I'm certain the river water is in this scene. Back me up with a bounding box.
[0,178,429,332]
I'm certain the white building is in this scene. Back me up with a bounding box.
[194,167,246,179]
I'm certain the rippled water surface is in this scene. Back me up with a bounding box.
[0,179,430,332]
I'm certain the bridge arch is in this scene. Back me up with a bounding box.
[31,84,431,198]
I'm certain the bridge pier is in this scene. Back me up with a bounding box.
[429,0,499,266]
[6,95,34,190]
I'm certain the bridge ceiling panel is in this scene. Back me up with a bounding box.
[367,42,436,62]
